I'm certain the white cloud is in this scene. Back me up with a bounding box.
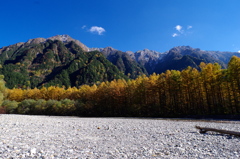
[187,25,193,29]
[175,25,182,32]
[89,26,106,35]
[238,50,240,53]
[81,25,87,29]
[171,25,193,37]
[172,33,179,37]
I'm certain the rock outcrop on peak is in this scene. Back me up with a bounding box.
[26,38,46,45]
[48,35,89,52]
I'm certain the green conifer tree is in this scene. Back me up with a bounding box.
[0,74,6,106]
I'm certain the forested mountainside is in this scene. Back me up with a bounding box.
[0,36,128,88]
[0,35,240,89]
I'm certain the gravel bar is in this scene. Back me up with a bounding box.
[0,114,239,158]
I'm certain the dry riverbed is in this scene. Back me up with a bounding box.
[0,114,239,158]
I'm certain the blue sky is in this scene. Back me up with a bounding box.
[1,0,240,53]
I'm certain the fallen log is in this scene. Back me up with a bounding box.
[195,126,240,137]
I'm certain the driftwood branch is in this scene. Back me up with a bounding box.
[195,126,240,137]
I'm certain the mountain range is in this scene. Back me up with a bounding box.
[0,34,239,88]
[91,44,240,74]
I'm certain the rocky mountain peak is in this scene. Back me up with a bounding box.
[48,34,72,43]
[5,34,90,52]
[170,46,201,53]
[103,47,117,52]
[89,46,118,55]
[26,38,46,45]
[135,49,162,62]
[47,35,89,52]
[136,49,162,56]
[142,48,150,52]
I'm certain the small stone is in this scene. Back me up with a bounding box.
[30,148,37,154]
[148,149,153,154]
[68,149,74,153]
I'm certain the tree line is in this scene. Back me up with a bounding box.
[1,56,240,117]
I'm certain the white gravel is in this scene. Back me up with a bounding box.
[0,114,239,158]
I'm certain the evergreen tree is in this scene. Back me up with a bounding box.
[0,75,6,106]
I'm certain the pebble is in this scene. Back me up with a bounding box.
[0,114,239,158]
[30,148,37,154]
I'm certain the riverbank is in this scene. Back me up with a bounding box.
[0,114,239,158]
